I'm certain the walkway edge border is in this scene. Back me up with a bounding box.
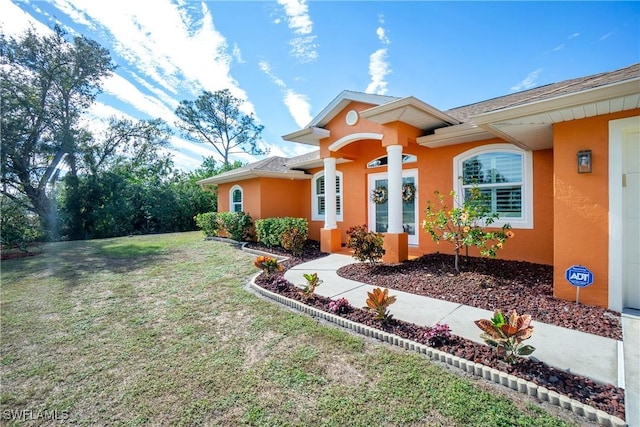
[248,274,626,427]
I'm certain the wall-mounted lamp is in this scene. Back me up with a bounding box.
[577,150,592,174]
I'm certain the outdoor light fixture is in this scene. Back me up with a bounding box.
[577,150,592,174]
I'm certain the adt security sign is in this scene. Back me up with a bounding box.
[565,265,594,288]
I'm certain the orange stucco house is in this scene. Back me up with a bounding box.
[198,63,639,312]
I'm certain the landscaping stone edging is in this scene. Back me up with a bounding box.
[248,273,627,427]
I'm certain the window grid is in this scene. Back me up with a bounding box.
[230,187,243,212]
[461,152,523,219]
[313,173,342,221]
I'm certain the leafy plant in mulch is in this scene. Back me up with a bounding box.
[253,255,283,274]
[364,287,396,323]
[423,323,452,347]
[280,226,307,256]
[252,258,625,421]
[346,225,385,264]
[328,297,352,314]
[475,309,536,364]
[299,272,322,300]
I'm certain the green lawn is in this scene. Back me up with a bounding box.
[1,232,578,426]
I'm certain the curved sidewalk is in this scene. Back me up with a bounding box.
[284,254,630,392]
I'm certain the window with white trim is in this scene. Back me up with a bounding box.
[312,171,343,221]
[453,144,533,229]
[230,185,243,212]
[367,154,417,168]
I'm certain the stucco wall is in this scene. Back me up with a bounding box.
[553,108,640,307]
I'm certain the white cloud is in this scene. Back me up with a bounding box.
[276,0,318,63]
[365,15,391,95]
[259,61,312,127]
[511,68,543,91]
[259,60,286,88]
[232,42,244,64]
[0,0,50,34]
[568,32,580,39]
[284,89,312,127]
[365,49,391,95]
[600,31,613,41]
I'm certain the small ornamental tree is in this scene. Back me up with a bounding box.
[423,186,514,273]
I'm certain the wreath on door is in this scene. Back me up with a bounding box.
[371,186,388,204]
[402,183,416,203]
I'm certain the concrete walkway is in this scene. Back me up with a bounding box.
[284,254,638,423]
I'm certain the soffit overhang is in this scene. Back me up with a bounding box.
[471,78,640,151]
[281,126,330,146]
[359,96,461,130]
[285,157,352,170]
[417,122,495,148]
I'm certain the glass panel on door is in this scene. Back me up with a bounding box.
[369,172,418,245]
[374,178,388,233]
[402,176,416,239]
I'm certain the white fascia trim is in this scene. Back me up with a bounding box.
[287,157,352,170]
[360,96,461,125]
[452,143,534,229]
[281,126,330,145]
[307,91,398,128]
[328,132,383,152]
[471,78,640,126]
[197,170,311,185]
[417,123,495,148]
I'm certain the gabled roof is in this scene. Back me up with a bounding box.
[196,156,311,185]
[307,90,399,128]
[446,62,640,122]
[282,91,398,145]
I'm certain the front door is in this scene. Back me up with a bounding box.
[622,124,640,310]
[368,170,418,245]
[610,116,640,312]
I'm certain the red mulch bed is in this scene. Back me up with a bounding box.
[246,242,625,421]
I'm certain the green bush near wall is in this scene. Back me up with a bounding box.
[254,217,308,248]
[194,211,253,241]
[194,212,219,237]
[217,212,253,241]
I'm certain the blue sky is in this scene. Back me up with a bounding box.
[2,0,639,170]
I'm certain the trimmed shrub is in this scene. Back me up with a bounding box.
[217,211,253,241]
[254,217,280,247]
[194,212,219,237]
[255,217,308,250]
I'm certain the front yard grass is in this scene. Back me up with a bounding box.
[1,232,577,426]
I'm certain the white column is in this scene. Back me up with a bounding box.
[323,157,337,230]
[387,144,404,233]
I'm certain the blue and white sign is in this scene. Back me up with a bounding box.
[565,265,594,288]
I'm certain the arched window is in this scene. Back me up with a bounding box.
[367,154,417,168]
[453,144,533,228]
[312,171,343,221]
[230,185,243,212]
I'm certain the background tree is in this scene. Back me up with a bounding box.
[0,25,115,238]
[174,89,267,165]
[56,118,175,239]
